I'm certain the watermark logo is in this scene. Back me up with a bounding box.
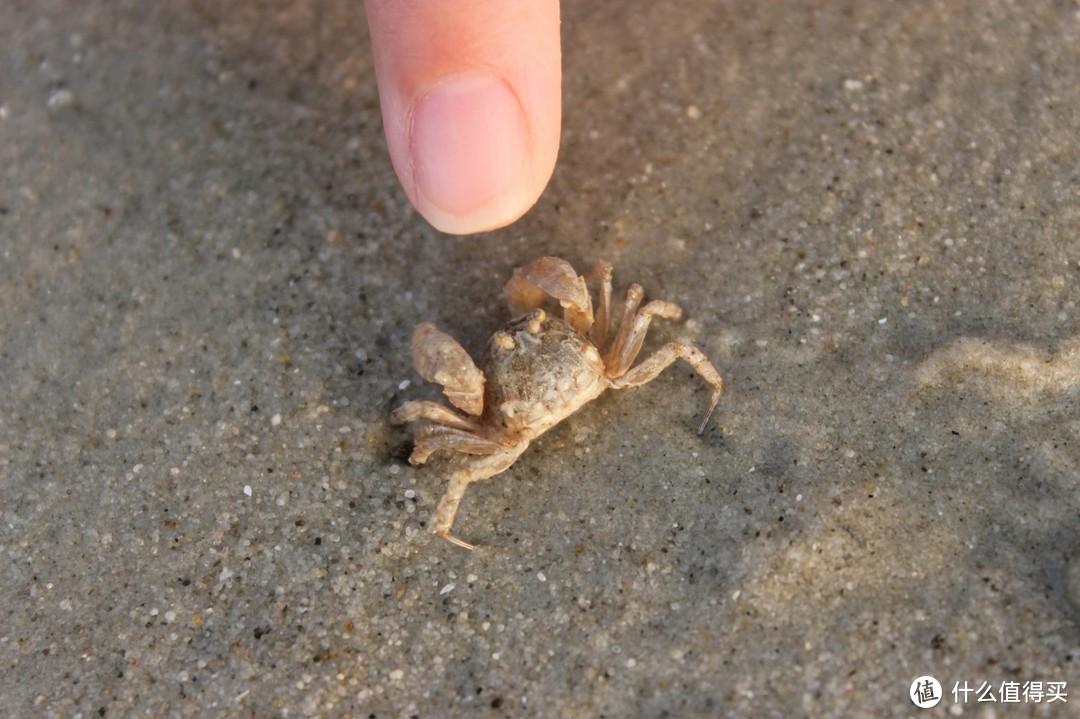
[910,676,942,708]
[910,676,1067,709]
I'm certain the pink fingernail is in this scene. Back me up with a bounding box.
[409,73,529,218]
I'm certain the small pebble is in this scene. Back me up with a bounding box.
[47,88,76,111]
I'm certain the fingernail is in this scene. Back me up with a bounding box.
[409,73,530,219]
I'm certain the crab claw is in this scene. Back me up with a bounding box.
[410,323,485,416]
[504,256,594,335]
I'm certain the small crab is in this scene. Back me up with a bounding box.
[391,256,724,549]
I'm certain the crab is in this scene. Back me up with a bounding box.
[390,256,724,549]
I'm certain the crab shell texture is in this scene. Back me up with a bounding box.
[484,312,607,440]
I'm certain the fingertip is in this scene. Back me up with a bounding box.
[408,72,554,234]
[365,0,561,235]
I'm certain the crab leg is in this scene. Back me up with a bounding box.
[389,400,479,432]
[610,342,723,434]
[603,283,643,367]
[589,261,613,349]
[605,294,683,377]
[407,425,505,465]
[433,440,530,549]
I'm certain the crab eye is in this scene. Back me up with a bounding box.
[525,309,546,335]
